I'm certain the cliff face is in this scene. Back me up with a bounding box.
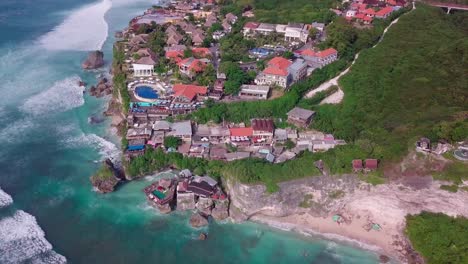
[226,175,361,221]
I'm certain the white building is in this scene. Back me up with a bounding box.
[239,85,270,100]
[284,23,309,43]
[132,56,156,77]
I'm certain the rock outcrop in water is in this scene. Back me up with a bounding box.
[190,213,209,228]
[90,159,123,193]
[211,199,229,221]
[82,50,104,69]
[90,77,113,97]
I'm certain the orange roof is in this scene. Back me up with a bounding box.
[229,127,253,137]
[263,57,291,76]
[301,49,316,56]
[268,57,292,69]
[376,6,393,16]
[178,57,207,72]
[173,84,208,101]
[263,66,289,76]
[364,8,376,15]
[192,47,211,57]
[166,50,183,59]
[244,22,260,29]
[317,48,338,58]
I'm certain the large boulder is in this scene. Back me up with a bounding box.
[190,213,208,228]
[196,197,214,215]
[82,50,104,69]
[212,199,229,221]
[90,159,122,193]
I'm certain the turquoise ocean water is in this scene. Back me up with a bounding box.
[0,0,382,263]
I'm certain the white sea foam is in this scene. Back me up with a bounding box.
[0,188,13,208]
[38,0,112,51]
[0,210,66,264]
[61,133,121,163]
[0,118,36,144]
[20,76,85,116]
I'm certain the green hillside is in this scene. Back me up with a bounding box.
[314,4,468,160]
[406,212,468,264]
[222,0,338,23]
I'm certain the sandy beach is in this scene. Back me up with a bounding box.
[241,180,468,263]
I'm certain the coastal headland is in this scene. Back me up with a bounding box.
[89,0,468,263]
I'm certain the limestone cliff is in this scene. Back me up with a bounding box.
[226,175,361,221]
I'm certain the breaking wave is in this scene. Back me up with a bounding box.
[0,118,36,144]
[61,133,121,163]
[0,188,13,208]
[20,76,85,116]
[0,210,66,264]
[38,0,112,51]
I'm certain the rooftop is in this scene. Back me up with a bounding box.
[287,107,316,120]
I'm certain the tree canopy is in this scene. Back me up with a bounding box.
[406,212,468,264]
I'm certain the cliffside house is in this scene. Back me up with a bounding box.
[167,121,193,142]
[364,159,378,171]
[287,107,316,127]
[172,84,208,102]
[255,57,292,89]
[243,22,260,37]
[165,50,184,63]
[239,85,270,100]
[178,57,209,78]
[284,23,309,43]
[375,6,394,19]
[352,159,364,172]
[126,127,152,140]
[229,127,253,146]
[251,118,274,145]
[132,56,157,77]
[300,48,338,69]
[416,137,431,152]
[130,34,149,46]
[166,31,183,46]
[256,23,276,35]
[214,79,225,93]
[192,30,206,46]
[225,13,238,24]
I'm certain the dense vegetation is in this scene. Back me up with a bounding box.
[232,0,337,24]
[314,5,468,160]
[406,212,468,264]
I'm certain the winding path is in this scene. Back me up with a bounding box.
[305,2,416,102]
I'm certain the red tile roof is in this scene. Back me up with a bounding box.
[244,22,260,29]
[178,57,207,72]
[376,6,393,17]
[268,57,292,69]
[192,47,211,57]
[365,159,378,170]
[251,119,274,133]
[263,57,291,77]
[173,84,208,101]
[166,50,183,60]
[300,49,316,56]
[364,8,376,15]
[352,160,363,170]
[229,127,253,137]
[316,48,338,58]
[263,67,289,76]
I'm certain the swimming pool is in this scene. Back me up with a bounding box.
[135,86,158,99]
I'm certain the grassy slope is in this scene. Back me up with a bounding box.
[314,5,468,160]
[235,0,338,23]
[406,212,468,264]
